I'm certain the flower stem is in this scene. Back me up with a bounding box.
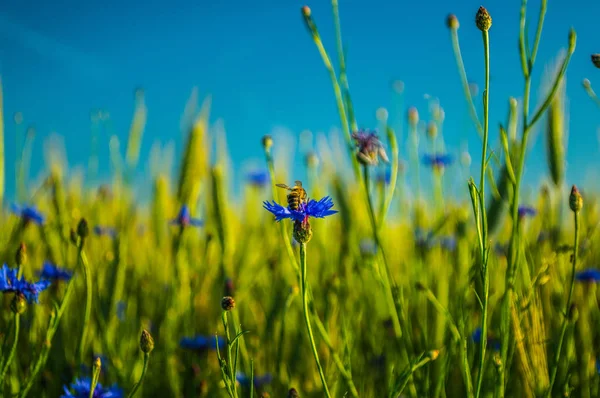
[474,28,491,398]
[77,245,93,365]
[546,210,579,397]
[222,312,238,398]
[128,352,150,398]
[299,242,331,398]
[0,313,20,387]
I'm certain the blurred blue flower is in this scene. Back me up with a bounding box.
[439,236,457,251]
[376,168,392,185]
[596,358,600,375]
[170,205,203,228]
[0,264,51,303]
[94,226,117,238]
[10,204,44,225]
[61,377,122,398]
[39,262,72,281]
[359,239,378,256]
[518,206,537,218]
[263,196,337,223]
[471,328,501,351]
[575,269,600,283]
[246,170,270,187]
[180,335,225,350]
[421,153,454,169]
[236,372,273,388]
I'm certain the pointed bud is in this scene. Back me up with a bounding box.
[446,14,459,30]
[11,293,27,314]
[16,242,27,267]
[221,296,236,311]
[568,28,576,54]
[569,185,583,213]
[475,6,492,31]
[592,54,600,69]
[77,218,89,239]
[140,329,155,353]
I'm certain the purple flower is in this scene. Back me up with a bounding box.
[263,196,337,223]
[39,262,72,281]
[352,129,389,165]
[170,205,203,228]
[421,153,454,169]
[471,328,501,351]
[575,269,600,283]
[518,206,537,218]
[10,204,44,225]
[0,264,51,303]
[61,377,122,398]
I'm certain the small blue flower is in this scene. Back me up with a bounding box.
[376,168,392,185]
[438,236,457,251]
[518,206,537,218]
[180,335,225,351]
[596,358,600,375]
[170,205,203,228]
[61,377,123,398]
[246,170,270,187]
[494,242,508,257]
[422,153,454,169]
[471,328,501,351]
[575,269,600,283]
[10,204,45,225]
[359,239,378,256]
[94,226,117,238]
[236,372,273,388]
[0,264,51,303]
[39,262,72,281]
[263,196,337,223]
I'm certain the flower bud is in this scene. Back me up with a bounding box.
[293,220,313,244]
[569,185,583,213]
[475,6,492,32]
[426,121,438,139]
[446,14,459,30]
[77,218,89,239]
[221,296,236,311]
[427,349,440,361]
[592,54,600,69]
[11,293,27,314]
[261,135,273,150]
[288,388,300,398]
[407,107,419,126]
[140,329,155,354]
[583,78,591,89]
[16,242,27,267]
[93,356,102,373]
[568,28,576,54]
[301,6,311,18]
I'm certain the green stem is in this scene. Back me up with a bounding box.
[583,83,600,108]
[222,312,238,398]
[474,28,491,398]
[0,313,20,386]
[546,210,579,397]
[77,245,93,365]
[128,353,150,398]
[300,242,331,398]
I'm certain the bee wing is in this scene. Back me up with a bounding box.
[294,180,303,187]
[275,183,291,190]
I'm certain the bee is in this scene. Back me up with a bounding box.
[276,180,308,210]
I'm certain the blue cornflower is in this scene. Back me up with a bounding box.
[0,264,51,303]
[246,170,270,188]
[10,204,44,225]
[61,377,122,398]
[170,205,203,228]
[471,328,501,351]
[94,226,117,238]
[596,358,600,375]
[236,372,273,388]
[39,262,72,281]
[180,335,225,350]
[263,196,337,223]
[438,236,457,251]
[376,168,392,185]
[422,153,454,169]
[518,205,537,218]
[575,269,600,283]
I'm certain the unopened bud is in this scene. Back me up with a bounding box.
[288,388,300,398]
[16,242,27,267]
[93,356,102,372]
[568,28,576,54]
[427,349,440,361]
[583,78,592,89]
[407,107,419,126]
[569,185,583,213]
[446,14,459,30]
[301,5,311,18]
[77,218,89,239]
[140,329,155,353]
[293,220,313,243]
[592,54,600,69]
[11,293,27,314]
[261,135,273,150]
[221,296,236,311]
[426,121,438,139]
[475,6,492,32]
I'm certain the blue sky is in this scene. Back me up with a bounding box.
[0,0,599,202]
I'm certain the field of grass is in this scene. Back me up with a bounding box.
[1,1,600,397]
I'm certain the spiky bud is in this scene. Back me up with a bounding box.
[446,14,459,30]
[221,296,236,311]
[592,54,600,69]
[16,242,27,267]
[293,220,313,244]
[77,218,89,239]
[11,293,27,314]
[569,185,583,213]
[475,6,492,32]
[288,388,300,398]
[261,135,273,150]
[140,329,155,353]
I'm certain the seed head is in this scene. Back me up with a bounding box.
[140,329,155,353]
[77,218,89,239]
[475,6,492,32]
[261,135,273,150]
[446,14,459,30]
[288,388,300,398]
[221,296,236,311]
[569,185,583,213]
[592,54,600,69]
[16,242,27,267]
[293,220,313,243]
[11,293,27,314]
